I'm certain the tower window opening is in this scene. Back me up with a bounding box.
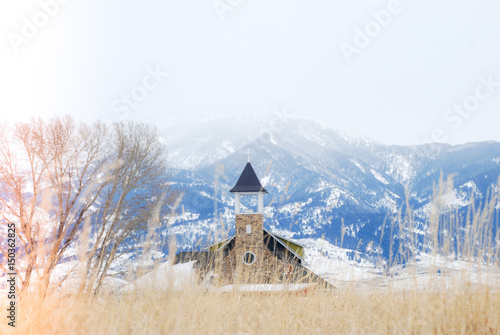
[239,194,258,213]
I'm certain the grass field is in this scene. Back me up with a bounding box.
[2,277,499,334]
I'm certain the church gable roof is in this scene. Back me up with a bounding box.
[263,228,304,262]
[229,162,268,193]
[205,230,303,263]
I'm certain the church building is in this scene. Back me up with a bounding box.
[175,160,330,288]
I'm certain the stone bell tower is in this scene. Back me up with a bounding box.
[229,160,267,267]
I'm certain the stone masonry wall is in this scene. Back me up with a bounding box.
[214,213,320,285]
[234,214,264,267]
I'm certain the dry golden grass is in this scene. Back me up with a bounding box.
[2,279,499,335]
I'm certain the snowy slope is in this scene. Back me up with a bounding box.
[159,112,500,261]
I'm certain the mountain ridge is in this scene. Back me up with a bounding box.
[159,112,500,262]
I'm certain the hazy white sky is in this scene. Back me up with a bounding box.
[1,0,500,145]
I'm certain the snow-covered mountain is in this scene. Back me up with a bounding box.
[159,111,500,262]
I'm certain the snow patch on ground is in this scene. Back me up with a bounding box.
[370,169,389,185]
[279,198,313,215]
[297,238,500,292]
[350,159,366,174]
[374,192,398,213]
[387,154,415,184]
[325,188,343,209]
[121,261,198,292]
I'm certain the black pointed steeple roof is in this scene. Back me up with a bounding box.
[230,162,268,193]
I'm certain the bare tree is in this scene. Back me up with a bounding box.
[0,117,176,297]
[0,118,58,295]
[81,122,177,295]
